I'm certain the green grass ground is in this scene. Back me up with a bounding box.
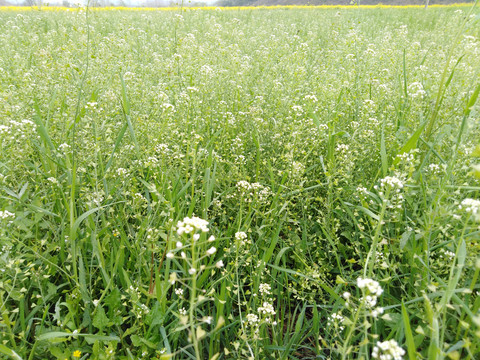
[0,5,480,359]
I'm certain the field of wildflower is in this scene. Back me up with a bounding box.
[1,4,480,360]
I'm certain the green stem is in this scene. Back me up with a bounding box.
[364,189,389,278]
[189,234,201,359]
[342,301,365,360]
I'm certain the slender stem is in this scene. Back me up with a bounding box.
[342,301,365,360]
[364,189,389,278]
[189,234,201,359]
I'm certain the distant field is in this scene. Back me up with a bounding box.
[0,3,476,10]
[0,5,479,360]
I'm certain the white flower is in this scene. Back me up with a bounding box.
[176,216,209,235]
[378,176,404,190]
[215,260,224,268]
[188,268,196,275]
[259,283,271,296]
[246,313,258,325]
[175,288,184,295]
[327,312,345,331]
[357,277,383,296]
[459,198,480,215]
[371,307,384,318]
[58,143,71,152]
[258,302,276,315]
[357,277,383,308]
[166,252,174,259]
[0,210,15,220]
[235,232,247,241]
[116,168,128,176]
[206,246,216,256]
[372,339,405,360]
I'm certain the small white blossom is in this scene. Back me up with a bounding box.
[235,232,247,241]
[371,307,384,318]
[258,302,276,315]
[176,216,209,235]
[246,313,259,325]
[372,339,405,360]
[206,246,217,256]
[0,210,14,220]
[175,288,184,296]
[259,283,271,296]
[459,198,480,217]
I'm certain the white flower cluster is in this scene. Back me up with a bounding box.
[58,143,71,154]
[246,313,259,325]
[0,210,15,220]
[176,216,209,236]
[327,312,345,331]
[374,175,406,212]
[258,302,276,316]
[459,198,480,216]
[372,339,405,360]
[371,306,384,318]
[155,143,170,153]
[0,119,37,142]
[408,82,426,98]
[116,168,128,176]
[438,248,455,260]
[259,283,271,296]
[291,161,305,178]
[234,231,249,246]
[356,186,369,196]
[292,105,304,117]
[336,144,349,154]
[376,176,404,191]
[357,277,383,308]
[426,163,445,176]
[235,180,271,204]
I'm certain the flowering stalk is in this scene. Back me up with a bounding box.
[341,300,364,360]
[364,187,389,278]
[189,232,201,359]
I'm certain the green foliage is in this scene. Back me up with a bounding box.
[0,4,479,359]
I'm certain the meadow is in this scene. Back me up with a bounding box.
[0,4,480,359]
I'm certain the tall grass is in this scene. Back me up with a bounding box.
[0,5,479,359]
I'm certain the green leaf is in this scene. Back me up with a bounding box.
[37,332,119,342]
[402,302,418,360]
[92,305,109,331]
[393,122,426,166]
[464,82,480,117]
[0,344,22,360]
[400,231,412,250]
[380,126,388,176]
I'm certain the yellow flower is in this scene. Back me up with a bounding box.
[73,350,81,358]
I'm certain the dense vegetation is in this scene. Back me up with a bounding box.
[0,5,479,359]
